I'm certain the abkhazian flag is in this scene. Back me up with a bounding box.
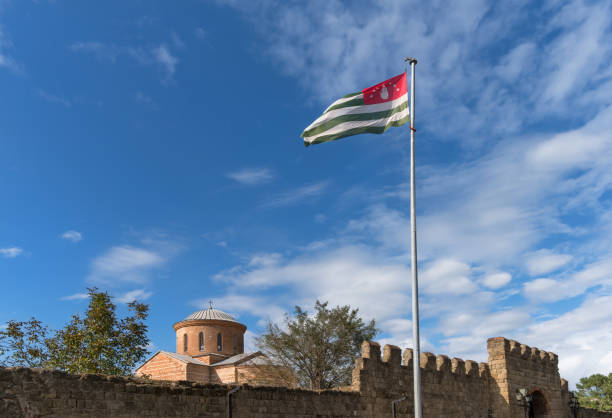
[301,73,409,147]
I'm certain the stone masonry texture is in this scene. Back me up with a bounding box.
[2,337,612,417]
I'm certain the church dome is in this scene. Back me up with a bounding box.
[184,307,239,323]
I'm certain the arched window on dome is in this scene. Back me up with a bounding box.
[233,335,237,354]
[199,332,204,351]
[183,333,188,352]
[217,333,222,352]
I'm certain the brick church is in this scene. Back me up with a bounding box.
[136,305,276,385]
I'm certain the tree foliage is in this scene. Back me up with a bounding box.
[576,372,612,411]
[256,300,377,390]
[0,318,49,368]
[0,288,149,376]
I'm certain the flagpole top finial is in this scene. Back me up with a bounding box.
[404,57,418,64]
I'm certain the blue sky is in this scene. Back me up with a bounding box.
[1,0,612,386]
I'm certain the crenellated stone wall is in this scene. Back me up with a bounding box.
[487,337,564,417]
[2,337,611,417]
[352,341,492,417]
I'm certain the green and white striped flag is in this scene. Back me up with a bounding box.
[301,73,409,146]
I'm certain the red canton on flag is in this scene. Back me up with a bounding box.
[301,73,409,146]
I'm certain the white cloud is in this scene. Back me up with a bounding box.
[243,329,258,352]
[88,245,164,285]
[61,230,82,242]
[202,0,612,383]
[0,25,21,73]
[69,41,121,62]
[134,92,158,110]
[116,289,153,303]
[218,0,612,147]
[194,27,206,40]
[152,44,177,76]
[62,289,153,304]
[70,41,179,80]
[523,258,612,303]
[247,252,283,268]
[421,259,478,295]
[227,167,274,185]
[480,272,512,289]
[86,235,183,286]
[0,247,23,258]
[61,292,89,301]
[170,33,185,49]
[195,293,286,326]
[522,294,612,386]
[204,102,612,380]
[540,0,612,104]
[495,42,536,82]
[38,90,71,108]
[214,245,411,323]
[526,249,572,276]
[314,214,326,223]
[260,181,329,208]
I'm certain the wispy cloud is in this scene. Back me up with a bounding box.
[522,294,612,386]
[69,41,122,62]
[260,181,328,208]
[70,41,179,80]
[526,249,572,276]
[523,258,612,303]
[61,289,153,304]
[151,44,177,76]
[116,289,153,303]
[0,247,23,258]
[38,89,71,108]
[61,230,82,242]
[61,292,89,301]
[0,25,21,73]
[480,272,512,290]
[220,0,612,147]
[88,245,164,285]
[86,234,183,286]
[170,33,185,50]
[134,91,158,110]
[194,27,206,40]
[206,99,612,385]
[226,167,274,185]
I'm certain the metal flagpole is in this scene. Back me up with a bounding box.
[405,56,422,418]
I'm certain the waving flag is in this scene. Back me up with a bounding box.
[301,73,409,146]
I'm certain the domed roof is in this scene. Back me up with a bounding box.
[184,307,239,323]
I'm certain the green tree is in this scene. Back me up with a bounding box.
[256,300,377,390]
[0,288,150,376]
[0,318,50,367]
[576,373,612,411]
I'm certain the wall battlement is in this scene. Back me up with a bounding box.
[357,341,489,380]
[3,337,611,417]
[498,337,559,370]
[353,341,491,416]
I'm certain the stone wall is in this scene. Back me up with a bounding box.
[579,408,612,418]
[0,367,361,418]
[487,337,564,417]
[352,342,492,417]
[210,364,236,384]
[2,337,612,417]
[136,352,187,382]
